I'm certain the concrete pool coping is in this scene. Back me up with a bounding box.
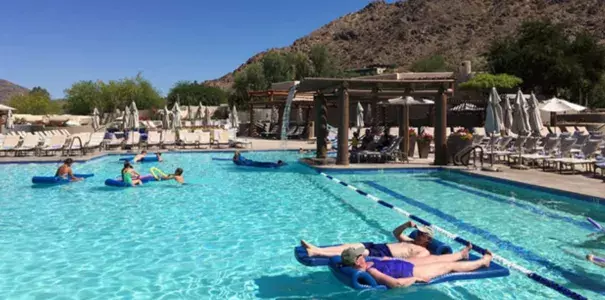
[301,159,605,204]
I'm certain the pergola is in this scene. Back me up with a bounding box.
[247,90,317,137]
[296,75,456,166]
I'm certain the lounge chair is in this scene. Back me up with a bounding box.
[146,131,162,149]
[14,134,40,156]
[181,132,198,149]
[542,137,577,171]
[576,126,588,134]
[106,136,124,149]
[177,129,188,145]
[214,130,230,148]
[161,131,176,149]
[519,138,560,167]
[197,131,210,149]
[352,137,403,163]
[570,134,590,154]
[288,126,306,139]
[555,140,602,174]
[0,135,20,156]
[229,129,252,148]
[507,137,540,165]
[260,126,280,139]
[40,135,67,156]
[123,132,141,149]
[85,132,105,152]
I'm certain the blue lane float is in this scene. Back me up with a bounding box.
[233,157,286,169]
[119,156,159,163]
[32,174,94,185]
[211,157,232,161]
[295,230,453,267]
[328,253,509,290]
[104,175,157,187]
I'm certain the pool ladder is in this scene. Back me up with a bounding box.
[453,145,484,169]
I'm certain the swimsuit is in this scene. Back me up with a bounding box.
[362,242,393,257]
[123,172,133,185]
[368,258,415,278]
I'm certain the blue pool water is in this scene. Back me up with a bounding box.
[0,151,603,299]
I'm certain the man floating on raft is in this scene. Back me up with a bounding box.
[339,246,492,289]
[232,151,286,168]
[55,158,83,181]
[301,221,436,260]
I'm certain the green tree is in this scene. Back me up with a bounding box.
[64,74,164,114]
[458,73,523,90]
[8,93,60,115]
[30,86,51,99]
[232,62,268,107]
[410,55,449,72]
[166,81,228,106]
[261,51,293,84]
[309,44,340,77]
[287,51,313,80]
[487,20,605,107]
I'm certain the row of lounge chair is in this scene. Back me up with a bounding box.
[0,130,106,157]
[259,124,306,139]
[109,129,251,150]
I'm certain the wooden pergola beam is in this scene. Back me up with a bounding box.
[298,77,456,92]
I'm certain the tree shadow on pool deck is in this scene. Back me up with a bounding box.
[253,271,465,300]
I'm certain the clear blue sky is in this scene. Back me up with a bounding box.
[0,0,376,98]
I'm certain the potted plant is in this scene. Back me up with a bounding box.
[417,132,433,158]
[447,129,474,164]
[408,128,417,157]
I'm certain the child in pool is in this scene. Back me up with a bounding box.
[160,168,184,184]
[122,162,143,186]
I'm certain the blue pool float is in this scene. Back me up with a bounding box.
[594,256,605,264]
[328,253,509,290]
[295,230,453,267]
[211,157,232,161]
[32,174,94,185]
[233,157,286,169]
[119,156,159,163]
[104,175,157,187]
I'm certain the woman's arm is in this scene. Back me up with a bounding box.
[368,268,417,288]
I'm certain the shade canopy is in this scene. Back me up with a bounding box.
[539,97,586,113]
[450,103,482,112]
[0,104,16,111]
[484,87,503,135]
[382,96,435,105]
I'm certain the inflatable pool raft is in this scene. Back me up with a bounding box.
[119,156,159,163]
[104,175,157,187]
[233,157,286,168]
[32,174,94,185]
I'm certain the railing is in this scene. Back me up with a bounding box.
[67,136,84,156]
[453,145,484,168]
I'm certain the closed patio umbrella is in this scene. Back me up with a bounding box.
[501,93,514,135]
[511,90,531,136]
[230,105,240,130]
[297,106,304,125]
[484,87,504,170]
[204,107,210,126]
[356,102,365,128]
[365,103,373,125]
[527,92,543,136]
[92,107,100,131]
[270,106,279,124]
[5,108,14,130]
[172,101,182,129]
[122,106,131,131]
[162,105,171,129]
[130,101,139,131]
[196,102,204,120]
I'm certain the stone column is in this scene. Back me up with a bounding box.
[314,93,328,159]
[400,105,410,160]
[337,84,350,165]
[434,89,448,165]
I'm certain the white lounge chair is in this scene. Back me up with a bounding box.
[213,130,230,148]
[124,132,141,149]
[181,132,198,149]
[85,132,105,152]
[40,135,67,156]
[161,131,176,149]
[198,132,211,149]
[554,140,602,174]
[146,131,161,149]
[0,135,20,156]
[14,134,40,156]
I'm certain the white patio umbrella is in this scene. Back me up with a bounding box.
[297,106,304,124]
[501,92,514,135]
[484,87,504,169]
[122,105,131,131]
[271,106,279,124]
[383,96,434,161]
[0,104,16,111]
[172,101,182,129]
[230,105,240,130]
[204,107,211,126]
[540,97,587,113]
[92,107,100,131]
[162,105,171,129]
[187,105,195,120]
[527,92,544,136]
[130,101,139,130]
[511,90,531,136]
[356,102,365,129]
[196,102,204,120]
[5,108,14,130]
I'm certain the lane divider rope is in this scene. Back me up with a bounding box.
[318,172,587,300]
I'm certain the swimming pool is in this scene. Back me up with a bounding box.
[0,151,603,299]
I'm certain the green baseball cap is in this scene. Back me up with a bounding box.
[341,247,365,266]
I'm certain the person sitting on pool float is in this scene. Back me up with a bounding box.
[133,150,148,163]
[122,161,143,186]
[158,167,185,184]
[233,150,241,162]
[339,246,492,288]
[156,152,163,162]
[55,158,82,181]
[301,221,437,260]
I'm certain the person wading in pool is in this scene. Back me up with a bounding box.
[133,150,148,163]
[122,161,142,186]
[340,246,492,288]
[301,221,437,260]
[55,158,82,181]
[158,168,185,184]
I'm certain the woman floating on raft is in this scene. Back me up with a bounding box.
[122,161,143,186]
[339,246,492,288]
[232,151,286,168]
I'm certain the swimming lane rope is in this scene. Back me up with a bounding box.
[318,172,587,300]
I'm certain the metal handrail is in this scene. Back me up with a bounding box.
[454,145,484,168]
[67,136,84,156]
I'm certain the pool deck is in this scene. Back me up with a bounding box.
[2,139,603,201]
